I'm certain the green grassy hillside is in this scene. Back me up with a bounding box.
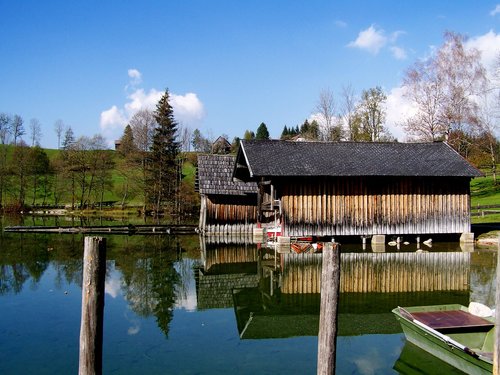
[0,145,200,212]
[470,172,500,223]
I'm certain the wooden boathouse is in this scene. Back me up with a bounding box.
[196,154,258,234]
[232,140,482,238]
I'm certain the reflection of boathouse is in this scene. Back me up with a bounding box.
[196,154,258,234]
[233,140,482,237]
[233,249,474,339]
[281,252,470,294]
[194,240,481,339]
[196,242,259,309]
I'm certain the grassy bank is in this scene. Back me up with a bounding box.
[470,172,500,224]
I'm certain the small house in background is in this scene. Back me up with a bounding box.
[212,136,232,154]
[233,140,482,239]
[196,154,258,234]
[114,140,121,151]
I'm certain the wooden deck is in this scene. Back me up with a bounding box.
[3,224,197,235]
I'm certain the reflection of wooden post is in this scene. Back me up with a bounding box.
[494,235,500,375]
[317,242,340,375]
[79,237,106,375]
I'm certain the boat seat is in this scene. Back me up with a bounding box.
[411,310,494,333]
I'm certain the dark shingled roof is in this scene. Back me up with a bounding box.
[197,154,257,195]
[234,140,482,179]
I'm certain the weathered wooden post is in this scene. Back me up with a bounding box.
[317,242,340,375]
[79,237,106,375]
[494,235,500,375]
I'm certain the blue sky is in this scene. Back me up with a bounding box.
[1,0,499,149]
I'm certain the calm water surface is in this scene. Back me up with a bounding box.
[0,216,497,374]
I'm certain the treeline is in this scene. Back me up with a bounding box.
[0,90,199,217]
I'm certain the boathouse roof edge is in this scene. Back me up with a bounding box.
[233,140,482,180]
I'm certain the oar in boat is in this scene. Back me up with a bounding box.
[397,306,479,359]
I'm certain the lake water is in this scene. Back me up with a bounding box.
[0,216,497,374]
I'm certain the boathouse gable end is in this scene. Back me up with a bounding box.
[233,140,482,237]
[197,154,258,233]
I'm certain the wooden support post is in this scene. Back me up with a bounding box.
[79,237,107,375]
[494,234,500,375]
[317,242,340,375]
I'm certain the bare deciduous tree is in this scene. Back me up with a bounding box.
[339,84,358,141]
[357,86,387,141]
[315,88,338,141]
[0,113,11,145]
[129,109,156,152]
[12,114,24,145]
[64,134,113,208]
[54,119,65,149]
[475,94,499,182]
[178,123,192,152]
[403,32,487,144]
[29,118,42,146]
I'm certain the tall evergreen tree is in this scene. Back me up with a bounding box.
[255,122,270,140]
[119,124,136,156]
[149,89,180,214]
[62,126,75,150]
[280,125,289,140]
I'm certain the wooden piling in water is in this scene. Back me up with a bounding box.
[494,234,500,375]
[317,242,340,375]
[79,237,106,375]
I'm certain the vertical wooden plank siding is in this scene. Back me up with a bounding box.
[280,176,471,236]
[204,245,258,271]
[281,252,470,294]
[205,198,257,224]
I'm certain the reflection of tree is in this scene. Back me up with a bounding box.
[0,225,199,337]
[0,264,30,294]
[118,236,180,337]
[0,232,52,294]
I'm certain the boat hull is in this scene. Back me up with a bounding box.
[393,305,493,375]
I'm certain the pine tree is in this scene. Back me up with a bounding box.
[119,125,136,156]
[255,122,270,140]
[149,89,180,214]
[62,127,75,150]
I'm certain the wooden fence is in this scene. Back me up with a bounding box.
[471,204,500,217]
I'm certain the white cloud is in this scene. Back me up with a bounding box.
[390,31,405,42]
[171,92,206,123]
[335,20,347,28]
[100,105,127,130]
[124,88,163,113]
[348,26,408,60]
[127,68,142,85]
[348,25,387,54]
[390,46,407,60]
[490,4,500,16]
[385,86,414,141]
[128,324,140,335]
[105,276,122,298]
[353,347,384,375]
[465,30,500,72]
[100,71,206,146]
